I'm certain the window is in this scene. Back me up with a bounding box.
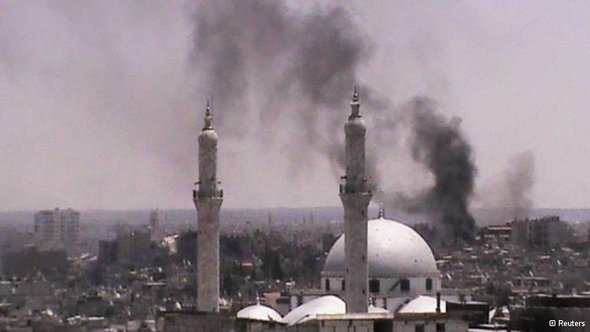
[369,279,380,293]
[325,278,330,291]
[415,324,425,332]
[401,278,410,292]
[426,278,433,291]
[436,323,445,332]
[341,280,346,291]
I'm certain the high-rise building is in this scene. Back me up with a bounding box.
[97,230,155,267]
[149,209,163,242]
[34,208,79,251]
[511,216,574,248]
[193,101,223,312]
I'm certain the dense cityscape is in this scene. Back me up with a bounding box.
[0,204,589,331]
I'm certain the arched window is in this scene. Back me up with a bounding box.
[341,280,346,291]
[400,278,410,292]
[426,278,433,291]
[325,278,330,291]
[369,279,380,293]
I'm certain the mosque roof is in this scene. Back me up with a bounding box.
[323,217,439,278]
[236,302,286,324]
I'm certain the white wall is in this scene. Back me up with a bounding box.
[321,276,441,303]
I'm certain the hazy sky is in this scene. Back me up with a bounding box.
[1,1,589,210]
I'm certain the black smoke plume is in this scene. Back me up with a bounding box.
[191,0,477,241]
[405,97,476,242]
[371,98,477,242]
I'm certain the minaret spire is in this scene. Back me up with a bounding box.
[203,98,213,130]
[340,85,372,313]
[194,99,223,312]
[350,86,361,118]
[378,203,385,219]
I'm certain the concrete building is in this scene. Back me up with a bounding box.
[98,239,118,265]
[34,208,80,251]
[340,87,372,313]
[97,230,155,267]
[175,231,198,265]
[149,209,164,242]
[116,230,153,266]
[511,216,574,248]
[478,225,511,245]
[2,245,68,277]
[194,101,224,312]
[157,311,235,332]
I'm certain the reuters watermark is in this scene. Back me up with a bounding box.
[549,319,586,328]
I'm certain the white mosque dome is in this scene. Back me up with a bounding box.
[398,295,446,314]
[283,295,345,326]
[236,302,286,324]
[323,217,438,278]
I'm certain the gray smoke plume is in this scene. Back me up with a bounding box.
[504,151,535,219]
[479,151,536,220]
[476,151,535,222]
[191,0,370,174]
[191,0,477,241]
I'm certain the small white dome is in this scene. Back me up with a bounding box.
[323,217,438,278]
[398,295,446,314]
[283,295,345,326]
[236,303,285,324]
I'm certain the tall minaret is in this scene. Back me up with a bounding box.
[339,87,372,313]
[193,100,223,312]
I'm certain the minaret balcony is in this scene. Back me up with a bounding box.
[339,177,370,195]
[193,188,223,200]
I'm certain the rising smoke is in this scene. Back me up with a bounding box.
[191,0,369,173]
[504,151,535,219]
[191,0,477,241]
[479,151,535,221]
[400,98,476,242]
